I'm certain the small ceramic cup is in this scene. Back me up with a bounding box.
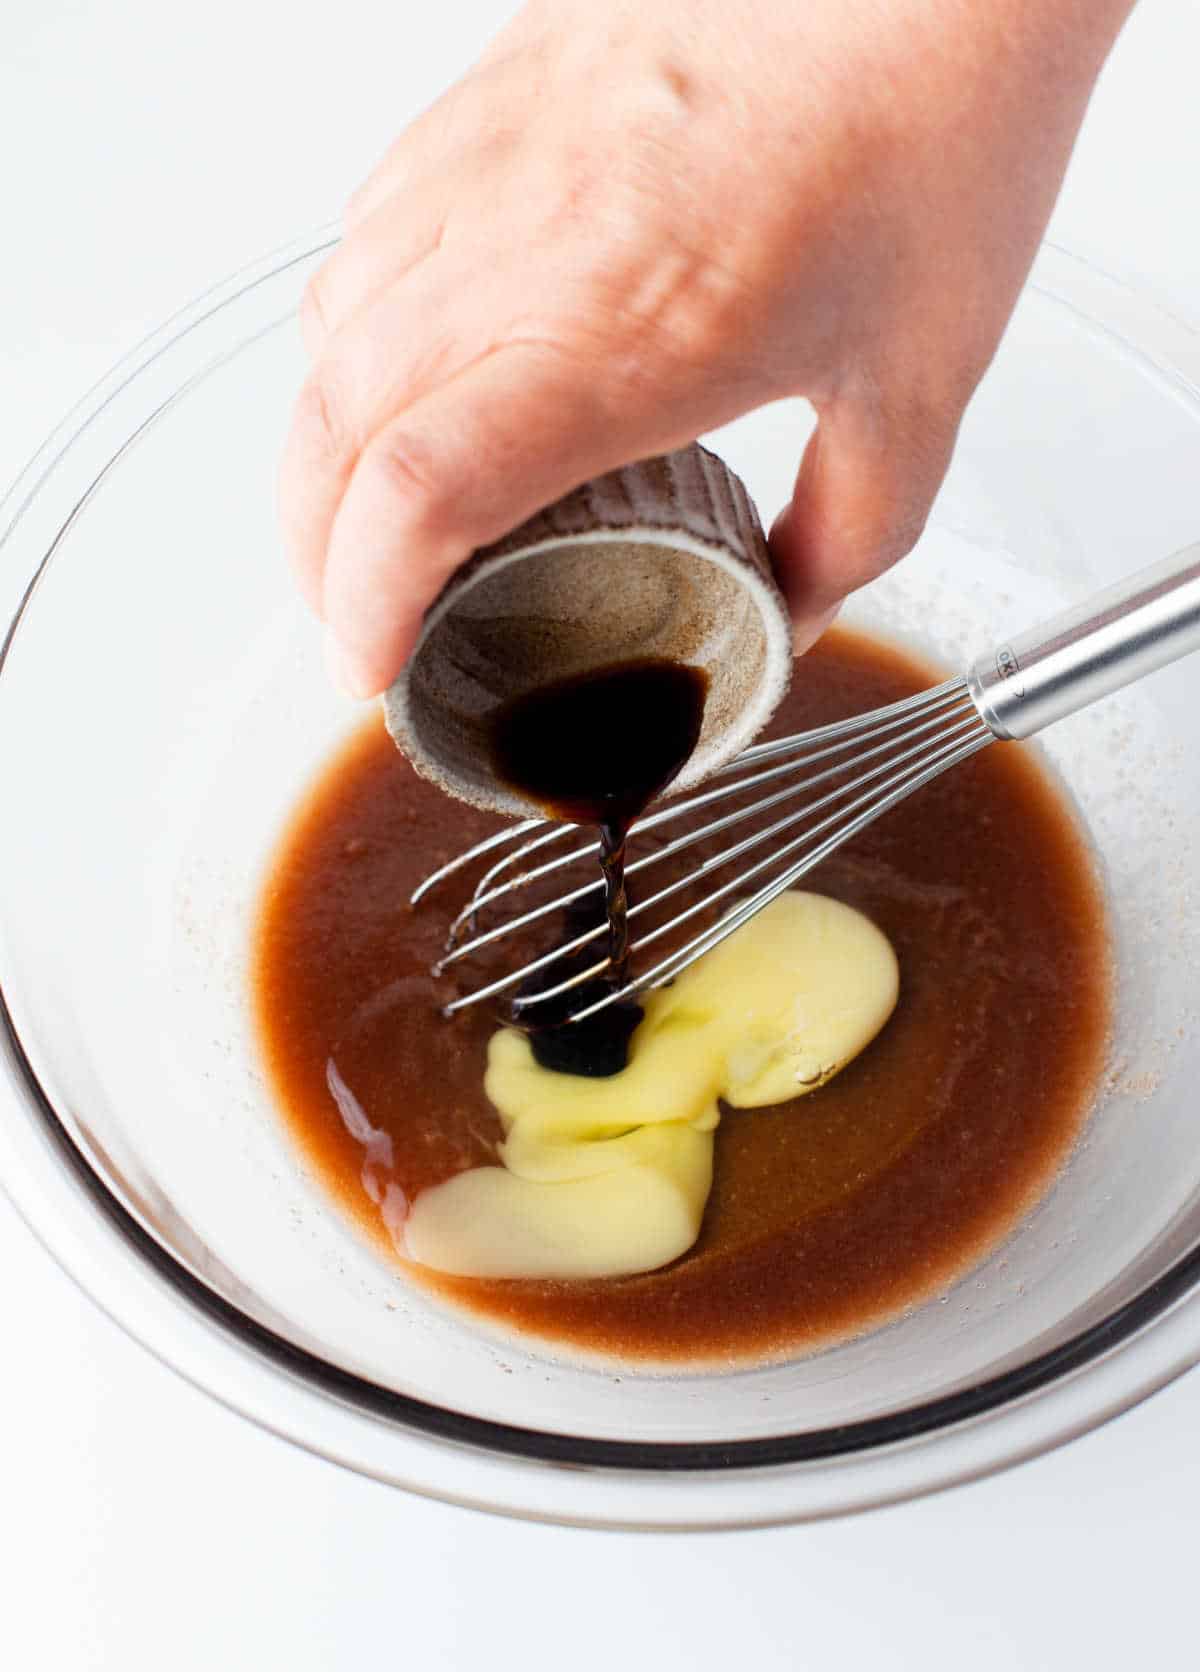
[382,443,793,818]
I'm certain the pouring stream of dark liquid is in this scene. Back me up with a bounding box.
[487,658,708,1076]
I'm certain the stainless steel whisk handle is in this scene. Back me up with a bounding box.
[968,542,1200,740]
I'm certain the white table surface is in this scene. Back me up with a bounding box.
[4,2,1200,1665]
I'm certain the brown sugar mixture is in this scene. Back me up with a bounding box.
[252,627,1111,1366]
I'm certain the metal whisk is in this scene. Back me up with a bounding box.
[414,543,1200,1024]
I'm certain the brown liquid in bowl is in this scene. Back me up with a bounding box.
[252,628,1111,1366]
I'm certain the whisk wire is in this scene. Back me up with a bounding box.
[510,712,992,1019]
[568,724,993,1021]
[440,681,979,958]
[430,680,992,1018]
[411,816,545,906]
[439,715,942,974]
[419,677,974,926]
[494,706,986,1007]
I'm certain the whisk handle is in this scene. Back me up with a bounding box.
[968,542,1200,740]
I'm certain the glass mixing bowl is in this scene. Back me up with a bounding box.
[2,230,1200,1529]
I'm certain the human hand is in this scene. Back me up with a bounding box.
[280,0,1133,697]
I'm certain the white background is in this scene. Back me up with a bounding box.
[3,1,1200,1665]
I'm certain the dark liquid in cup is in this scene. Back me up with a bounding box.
[487,659,708,1076]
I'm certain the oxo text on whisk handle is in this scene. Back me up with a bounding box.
[969,541,1200,740]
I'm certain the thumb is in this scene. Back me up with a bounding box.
[769,395,959,652]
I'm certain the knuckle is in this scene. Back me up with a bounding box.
[624,63,696,160]
[366,428,455,537]
[571,198,747,395]
[545,238,723,389]
[659,268,741,366]
[611,266,742,407]
[295,367,357,469]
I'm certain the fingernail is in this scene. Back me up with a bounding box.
[323,628,374,700]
